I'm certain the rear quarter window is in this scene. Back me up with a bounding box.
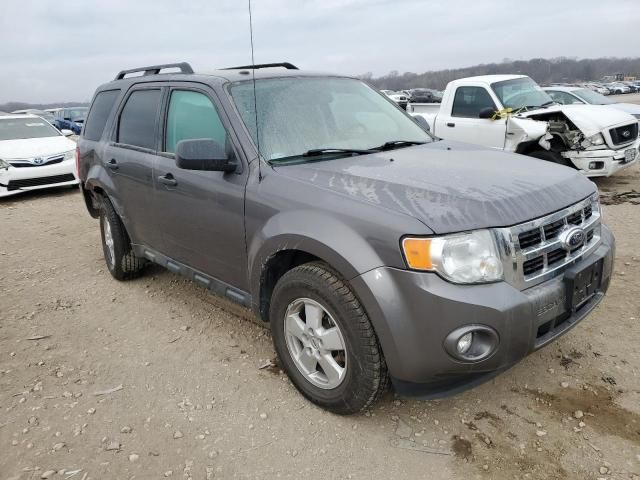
[83,90,120,141]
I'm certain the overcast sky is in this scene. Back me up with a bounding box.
[1,0,639,103]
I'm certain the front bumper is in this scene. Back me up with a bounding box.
[563,140,639,177]
[0,160,78,198]
[350,225,615,398]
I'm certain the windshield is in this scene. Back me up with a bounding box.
[573,89,612,105]
[0,118,61,141]
[64,107,88,120]
[492,77,554,110]
[230,77,431,162]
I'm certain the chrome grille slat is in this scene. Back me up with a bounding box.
[495,195,601,291]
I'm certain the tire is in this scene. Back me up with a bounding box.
[529,149,574,169]
[269,262,388,414]
[99,197,146,281]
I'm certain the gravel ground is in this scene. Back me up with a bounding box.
[1,160,640,479]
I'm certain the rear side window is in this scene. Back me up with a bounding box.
[118,89,162,149]
[165,90,227,153]
[83,90,120,141]
[451,86,496,118]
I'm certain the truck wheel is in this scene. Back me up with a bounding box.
[99,197,146,281]
[529,150,574,168]
[269,262,388,414]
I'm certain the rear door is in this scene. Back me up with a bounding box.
[152,85,248,289]
[103,86,164,248]
[435,85,507,149]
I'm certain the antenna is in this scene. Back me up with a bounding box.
[248,0,262,182]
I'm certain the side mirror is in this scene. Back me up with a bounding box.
[413,115,430,132]
[60,129,74,136]
[478,107,497,119]
[175,138,236,172]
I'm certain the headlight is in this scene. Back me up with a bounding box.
[63,150,75,161]
[0,158,9,169]
[402,230,503,284]
[582,133,605,148]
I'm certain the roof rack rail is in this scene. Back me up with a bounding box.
[221,62,298,71]
[115,62,194,80]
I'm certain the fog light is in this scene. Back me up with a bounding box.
[588,161,604,170]
[444,325,499,362]
[457,332,473,354]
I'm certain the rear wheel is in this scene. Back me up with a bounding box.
[529,149,574,168]
[99,197,146,280]
[269,262,388,414]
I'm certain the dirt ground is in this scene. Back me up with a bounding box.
[1,160,640,480]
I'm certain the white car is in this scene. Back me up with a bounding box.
[0,115,78,198]
[543,86,640,120]
[380,90,408,108]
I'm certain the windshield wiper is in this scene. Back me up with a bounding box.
[302,148,378,157]
[375,140,427,151]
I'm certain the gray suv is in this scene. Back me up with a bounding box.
[78,62,615,414]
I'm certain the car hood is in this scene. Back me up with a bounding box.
[273,141,596,234]
[0,136,76,160]
[519,104,636,137]
[609,103,640,116]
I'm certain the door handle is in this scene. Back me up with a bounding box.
[446,122,455,127]
[158,173,178,187]
[106,159,119,170]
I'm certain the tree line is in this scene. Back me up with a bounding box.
[361,57,640,91]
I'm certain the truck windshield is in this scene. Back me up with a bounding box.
[0,118,61,141]
[492,77,554,110]
[573,88,613,105]
[230,77,431,162]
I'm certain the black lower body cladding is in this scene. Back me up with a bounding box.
[349,226,615,397]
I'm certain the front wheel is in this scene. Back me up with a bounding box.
[529,149,574,168]
[269,262,388,414]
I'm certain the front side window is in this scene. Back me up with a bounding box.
[451,86,496,118]
[492,77,554,110]
[573,88,612,105]
[117,89,162,150]
[546,90,582,105]
[0,118,61,141]
[165,90,227,154]
[229,77,431,162]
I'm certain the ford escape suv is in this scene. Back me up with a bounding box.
[78,62,615,414]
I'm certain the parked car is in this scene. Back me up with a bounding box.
[407,75,639,177]
[0,115,77,197]
[582,83,610,95]
[46,107,88,134]
[605,83,631,95]
[11,109,57,125]
[407,88,442,103]
[543,86,640,120]
[78,62,615,414]
[380,90,408,109]
[621,81,640,93]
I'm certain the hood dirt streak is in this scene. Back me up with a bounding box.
[274,141,596,234]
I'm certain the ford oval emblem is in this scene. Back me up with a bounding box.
[559,226,585,251]
[622,129,631,138]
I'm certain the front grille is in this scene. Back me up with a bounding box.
[609,123,639,146]
[497,195,602,290]
[7,174,75,191]
[9,157,63,168]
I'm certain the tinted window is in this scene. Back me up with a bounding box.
[84,90,120,141]
[118,89,161,149]
[451,87,497,118]
[165,90,227,153]
[547,90,582,105]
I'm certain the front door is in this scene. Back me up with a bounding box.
[153,87,248,290]
[436,85,507,149]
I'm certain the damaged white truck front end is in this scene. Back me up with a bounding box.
[409,75,640,177]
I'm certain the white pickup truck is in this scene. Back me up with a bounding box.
[407,75,640,177]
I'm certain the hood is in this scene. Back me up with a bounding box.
[0,135,76,160]
[608,103,640,117]
[273,141,596,234]
[519,104,636,137]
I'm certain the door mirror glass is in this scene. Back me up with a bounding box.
[175,139,236,172]
[413,115,430,131]
[60,129,74,136]
[478,107,497,119]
